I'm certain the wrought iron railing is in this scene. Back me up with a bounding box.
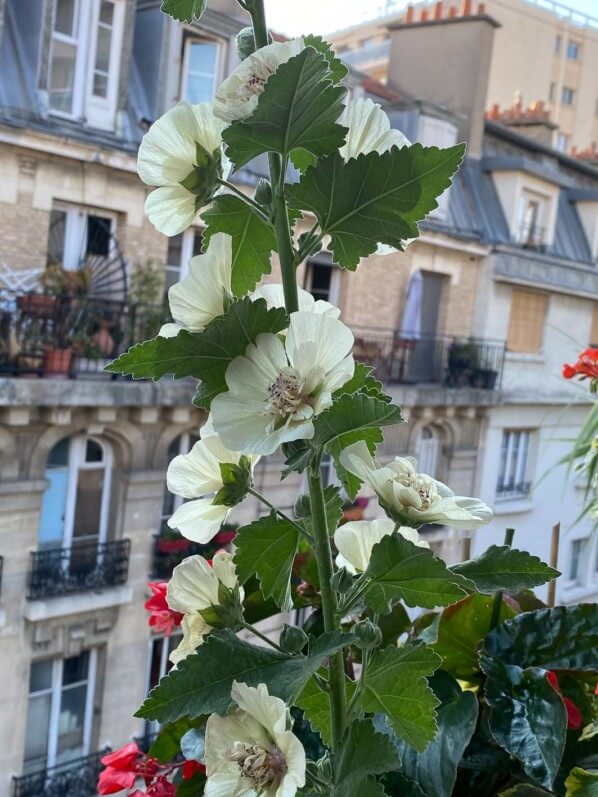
[12,749,109,797]
[28,539,131,600]
[351,328,506,389]
[151,530,236,579]
[0,289,165,378]
[496,480,532,500]
[516,221,546,249]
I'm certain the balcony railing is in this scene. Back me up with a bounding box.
[152,530,236,579]
[0,290,165,378]
[28,539,131,600]
[12,749,109,797]
[515,221,546,249]
[352,329,506,389]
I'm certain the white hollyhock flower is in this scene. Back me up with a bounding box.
[339,97,410,161]
[339,441,493,530]
[335,517,429,574]
[166,419,259,543]
[170,613,211,666]
[211,311,354,455]
[167,552,242,615]
[205,681,306,797]
[251,283,340,319]
[138,102,226,236]
[158,233,233,338]
[214,39,305,123]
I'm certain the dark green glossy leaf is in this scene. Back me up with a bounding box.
[303,35,348,83]
[287,144,465,269]
[234,512,299,612]
[136,629,355,723]
[332,718,401,797]
[160,0,205,23]
[482,656,567,789]
[357,643,442,751]
[383,772,427,796]
[201,195,276,296]
[223,47,347,167]
[565,767,598,796]
[364,533,472,613]
[452,545,559,595]
[499,787,553,796]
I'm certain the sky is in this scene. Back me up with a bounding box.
[264,0,598,36]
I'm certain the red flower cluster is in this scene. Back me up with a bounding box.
[144,582,183,636]
[546,671,583,730]
[562,347,598,383]
[98,743,205,796]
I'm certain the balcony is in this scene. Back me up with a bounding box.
[151,529,236,579]
[515,221,546,250]
[12,749,109,797]
[0,290,164,379]
[28,539,131,600]
[352,329,506,390]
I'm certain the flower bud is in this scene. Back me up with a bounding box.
[280,624,308,653]
[236,26,272,61]
[330,567,355,595]
[352,619,383,651]
[254,178,273,207]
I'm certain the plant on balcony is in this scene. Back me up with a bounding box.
[101,3,598,795]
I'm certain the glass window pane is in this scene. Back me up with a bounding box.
[86,216,111,257]
[167,234,183,267]
[55,0,76,36]
[48,437,70,468]
[49,40,77,114]
[185,42,217,104]
[95,25,112,74]
[24,694,52,769]
[188,41,216,72]
[99,0,114,25]
[72,469,104,540]
[93,73,108,98]
[29,660,53,693]
[85,439,103,463]
[62,652,89,686]
[56,684,87,761]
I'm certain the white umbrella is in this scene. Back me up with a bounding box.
[399,270,422,341]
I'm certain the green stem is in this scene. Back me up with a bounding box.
[247,487,311,541]
[308,462,347,751]
[489,527,515,631]
[240,620,286,653]
[216,179,270,220]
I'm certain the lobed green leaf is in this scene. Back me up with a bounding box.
[331,718,401,797]
[564,767,598,796]
[451,545,559,595]
[160,0,205,23]
[294,484,344,537]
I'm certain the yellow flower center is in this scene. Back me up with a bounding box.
[229,742,287,790]
[396,470,435,510]
[266,369,312,421]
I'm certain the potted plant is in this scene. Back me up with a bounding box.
[447,338,479,387]
[342,495,370,521]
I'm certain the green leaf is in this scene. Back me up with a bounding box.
[213,456,252,507]
[136,629,354,723]
[499,787,553,796]
[332,718,401,797]
[201,195,276,297]
[451,545,559,595]
[234,512,299,612]
[223,47,347,168]
[333,362,390,402]
[483,604,598,671]
[398,683,478,797]
[481,656,567,789]
[363,532,472,614]
[357,643,442,751]
[294,485,344,537]
[303,35,348,83]
[160,0,205,23]
[106,298,287,407]
[421,594,516,682]
[565,768,598,796]
[281,439,316,476]
[383,773,427,796]
[148,717,203,762]
[296,672,356,747]
[287,144,465,269]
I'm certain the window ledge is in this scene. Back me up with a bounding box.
[493,497,535,515]
[505,352,545,365]
[24,584,133,623]
[560,582,598,602]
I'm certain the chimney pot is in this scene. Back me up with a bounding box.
[434,1,443,19]
[421,8,429,20]
[478,2,486,13]
[448,5,457,16]
[571,145,578,155]
[405,4,414,23]
[461,0,472,15]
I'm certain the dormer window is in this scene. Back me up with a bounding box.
[181,36,221,104]
[47,0,125,130]
[517,194,545,248]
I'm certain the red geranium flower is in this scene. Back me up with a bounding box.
[147,778,177,797]
[144,582,183,636]
[98,744,142,795]
[546,671,583,730]
[181,760,205,780]
[562,348,598,382]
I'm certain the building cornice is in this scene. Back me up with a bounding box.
[492,247,598,298]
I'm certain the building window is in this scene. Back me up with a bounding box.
[48,0,124,127]
[516,195,545,247]
[568,539,583,583]
[496,429,533,500]
[38,436,112,549]
[23,651,97,773]
[555,132,570,153]
[143,636,179,738]
[561,86,575,106]
[567,40,580,60]
[48,205,115,270]
[182,37,220,103]
[165,228,204,293]
[507,289,547,354]
[304,259,340,305]
[415,426,439,478]
[160,432,200,533]
[554,34,561,54]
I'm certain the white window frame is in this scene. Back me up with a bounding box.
[144,636,180,737]
[51,203,118,271]
[566,40,580,60]
[496,429,533,501]
[516,192,546,246]
[48,0,89,119]
[555,132,570,153]
[415,426,439,478]
[561,86,575,106]
[26,650,98,771]
[165,227,204,290]
[566,538,585,586]
[85,0,126,130]
[304,259,340,306]
[180,34,224,104]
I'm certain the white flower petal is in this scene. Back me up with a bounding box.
[144,185,197,236]
[158,322,183,338]
[335,518,429,574]
[211,551,240,591]
[339,97,410,162]
[252,284,341,319]
[167,554,220,613]
[170,613,211,665]
[167,440,224,498]
[167,499,229,543]
[286,312,354,378]
[231,682,289,737]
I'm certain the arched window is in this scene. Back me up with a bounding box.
[38,435,112,550]
[415,426,439,479]
[159,432,200,533]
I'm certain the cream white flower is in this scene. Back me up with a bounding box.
[169,613,211,666]
[339,441,493,530]
[166,419,259,543]
[211,311,354,455]
[158,233,233,338]
[335,517,430,574]
[205,681,306,797]
[251,283,340,319]
[138,102,226,236]
[214,39,305,123]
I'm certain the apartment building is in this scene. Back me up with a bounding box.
[330,0,598,153]
[0,1,596,796]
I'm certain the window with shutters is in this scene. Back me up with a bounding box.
[507,289,547,353]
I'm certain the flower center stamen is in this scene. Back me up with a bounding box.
[397,471,434,509]
[266,370,308,417]
[228,742,287,789]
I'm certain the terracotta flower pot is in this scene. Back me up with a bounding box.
[42,347,72,377]
[342,506,365,521]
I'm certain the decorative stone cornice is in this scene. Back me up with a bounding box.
[492,247,598,298]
